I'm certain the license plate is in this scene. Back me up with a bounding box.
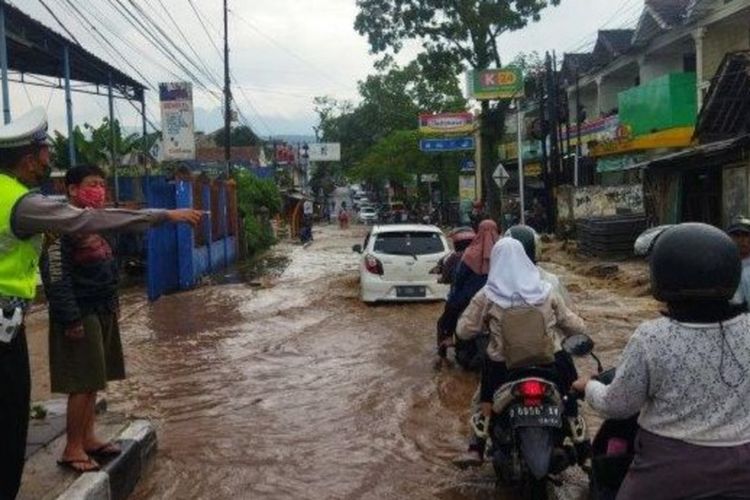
[396,286,426,298]
[509,404,562,428]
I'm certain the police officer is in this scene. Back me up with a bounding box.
[0,107,201,499]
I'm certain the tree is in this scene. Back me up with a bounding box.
[313,57,467,173]
[51,118,142,169]
[213,125,261,147]
[354,0,561,214]
[351,129,461,204]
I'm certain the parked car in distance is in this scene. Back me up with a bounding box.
[352,224,450,303]
[358,206,378,224]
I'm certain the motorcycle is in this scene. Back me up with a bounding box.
[564,335,639,500]
[485,334,595,500]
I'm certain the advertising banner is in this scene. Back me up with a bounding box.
[467,67,524,100]
[418,112,474,134]
[159,82,196,161]
[308,143,341,162]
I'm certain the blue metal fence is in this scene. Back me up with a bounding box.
[146,176,179,301]
[146,177,237,301]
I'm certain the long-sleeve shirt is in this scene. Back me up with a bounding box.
[447,261,487,309]
[41,232,119,325]
[586,315,750,447]
[456,288,585,362]
[12,193,168,238]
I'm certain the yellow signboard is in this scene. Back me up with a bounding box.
[459,175,477,203]
[590,126,695,157]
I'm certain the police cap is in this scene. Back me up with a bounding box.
[0,107,50,149]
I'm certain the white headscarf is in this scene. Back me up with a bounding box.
[485,238,552,308]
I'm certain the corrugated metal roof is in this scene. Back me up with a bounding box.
[696,51,750,142]
[5,3,145,97]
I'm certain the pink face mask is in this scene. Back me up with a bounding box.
[73,186,106,209]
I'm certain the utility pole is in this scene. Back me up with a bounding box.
[223,0,231,178]
[575,69,582,187]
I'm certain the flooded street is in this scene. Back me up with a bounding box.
[100,225,660,499]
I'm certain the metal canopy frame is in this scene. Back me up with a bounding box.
[0,1,151,202]
[2,2,144,101]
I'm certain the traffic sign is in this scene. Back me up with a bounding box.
[460,158,476,172]
[493,163,510,188]
[419,137,475,152]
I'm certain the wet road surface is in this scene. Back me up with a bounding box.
[102,225,659,499]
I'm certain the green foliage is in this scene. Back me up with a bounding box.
[313,57,466,173]
[51,118,142,169]
[213,125,261,147]
[235,170,282,215]
[354,0,561,69]
[352,129,460,200]
[235,171,282,256]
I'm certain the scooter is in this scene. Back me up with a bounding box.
[486,335,595,500]
[564,334,639,500]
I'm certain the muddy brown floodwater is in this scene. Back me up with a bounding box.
[101,225,660,500]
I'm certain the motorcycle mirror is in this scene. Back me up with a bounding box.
[562,334,594,357]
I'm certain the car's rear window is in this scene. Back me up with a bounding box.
[373,231,445,255]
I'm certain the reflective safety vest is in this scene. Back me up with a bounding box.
[0,173,42,299]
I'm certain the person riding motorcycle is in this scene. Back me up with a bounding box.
[573,223,750,499]
[441,220,500,368]
[506,225,572,305]
[454,238,586,466]
[434,227,476,362]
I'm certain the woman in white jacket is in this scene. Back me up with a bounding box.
[574,223,750,499]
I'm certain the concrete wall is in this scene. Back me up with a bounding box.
[598,75,636,115]
[569,84,598,123]
[640,53,687,84]
[703,16,750,80]
[557,184,645,223]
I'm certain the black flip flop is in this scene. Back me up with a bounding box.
[86,442,122,457]
[57,458,100,473]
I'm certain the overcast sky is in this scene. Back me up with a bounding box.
[10,0,644,138]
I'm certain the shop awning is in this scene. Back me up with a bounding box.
[630,134,750,170]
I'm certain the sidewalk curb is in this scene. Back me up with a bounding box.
[55,420,157,500]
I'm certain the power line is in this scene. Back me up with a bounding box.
[184,0,275,136]
[104,0,222,101]
[36,0,81,45]
[124,0,224,91]
[56,0,155,89]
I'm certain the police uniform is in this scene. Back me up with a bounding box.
[0,108,171,499]
[0,108,49,500]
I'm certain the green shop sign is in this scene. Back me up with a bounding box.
[467,67,524,100]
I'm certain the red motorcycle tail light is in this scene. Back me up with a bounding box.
[518,380,546,406]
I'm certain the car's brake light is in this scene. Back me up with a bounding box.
[517,380,546,407]
[364,254,384,275]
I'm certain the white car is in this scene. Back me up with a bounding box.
[353,224,450,303]
[358,206,378,224]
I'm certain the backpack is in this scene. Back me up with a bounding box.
[494,299,555,370]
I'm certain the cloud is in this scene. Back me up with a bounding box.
[9,0,633,136]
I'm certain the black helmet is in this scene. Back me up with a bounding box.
[506,225,538,263]
[650,223,741,302]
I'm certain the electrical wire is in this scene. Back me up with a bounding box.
[184,0,276,136]
[36,0,81,45]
